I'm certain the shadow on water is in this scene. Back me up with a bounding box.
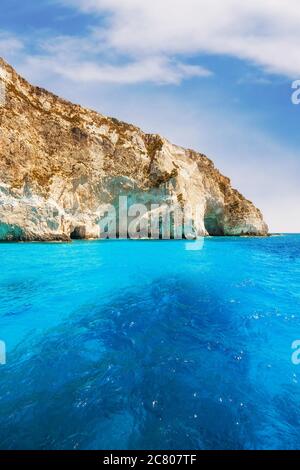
[0,279,43,317]
[0,274,281,451]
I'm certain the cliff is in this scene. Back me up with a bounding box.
[0,57,268,241]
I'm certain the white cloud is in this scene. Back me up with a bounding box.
[0,31,24,59]
[20,53,211,85]
[4,28,211,85]
[6,0,300,85]
[62,0,300,78]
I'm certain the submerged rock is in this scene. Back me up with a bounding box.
[0,57,268,241]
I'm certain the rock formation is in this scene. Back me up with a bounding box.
[0,57,268,241]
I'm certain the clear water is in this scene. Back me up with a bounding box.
[0,235,300,450]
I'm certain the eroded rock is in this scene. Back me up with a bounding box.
[0,57,268,241]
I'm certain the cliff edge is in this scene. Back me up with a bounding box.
[0,58,268,241]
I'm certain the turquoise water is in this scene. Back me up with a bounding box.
[0,235,300,450]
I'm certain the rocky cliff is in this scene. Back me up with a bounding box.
[0,57,268,241]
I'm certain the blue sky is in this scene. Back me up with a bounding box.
[1,0,300,232]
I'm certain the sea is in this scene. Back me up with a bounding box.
[0,235,299,450]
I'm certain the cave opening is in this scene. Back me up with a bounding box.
[204,208,225,236]
[70,226,87,240]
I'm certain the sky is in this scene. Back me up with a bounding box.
[1,0,300,232]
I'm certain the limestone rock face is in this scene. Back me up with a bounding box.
[0,58,268,241]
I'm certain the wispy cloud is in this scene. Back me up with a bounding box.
[61,0,300,79]
[0,31,24,59]
[1,26,212,85]
[19,52,211,85]
[4,0,300,85]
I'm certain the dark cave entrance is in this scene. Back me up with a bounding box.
[204,207,225,236]
[70,226,87,240]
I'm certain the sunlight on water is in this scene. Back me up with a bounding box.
[0,236,300,449]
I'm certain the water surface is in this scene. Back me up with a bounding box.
[0,236,300,450]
